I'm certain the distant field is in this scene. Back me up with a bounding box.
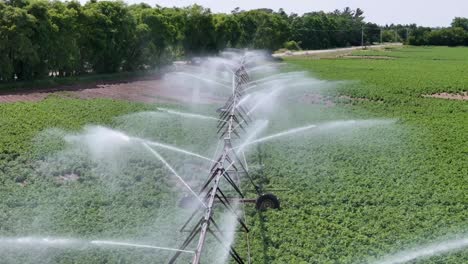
[0,46,466,263]
[241,46,467,263]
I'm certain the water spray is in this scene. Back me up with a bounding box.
[28,50,398,264]
[158,108,227,123]
[91,240,196,254]
[374,236,468,264]
[168,51,281,264]
[141,142,207,208]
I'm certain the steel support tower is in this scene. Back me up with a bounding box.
[169,57,253,264]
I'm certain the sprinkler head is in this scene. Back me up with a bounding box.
[224,138,232,148]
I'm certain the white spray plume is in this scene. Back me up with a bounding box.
[65,126,130,160]
[0,237,83,249]
[236,120,269,154]
[0,237,195,255]
[374,236,468,264]
[237,119,395,149]
[158,108,224,123]
[91,240,195,254]
[141,143,207,208]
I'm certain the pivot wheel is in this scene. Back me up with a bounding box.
[255,193,280,211]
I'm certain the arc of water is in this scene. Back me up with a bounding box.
[144,141,216,163]
[206,57,237,68]
[209,139,222,170]
[233,124,318,150]
[247,72,307,85]
[246,87,285,116]
[231,95,259,130]
[236,94,251,108]
[244,78,309,93]
[374,237,468,264]
[112,129,216,163]
[235,120,269,155]
[223,63,235,74]
[158,108,227,123]
[0,237,196,254]
[91,240,195,254]
[141,143,207,208]
[231,87,283,133]
[0,237,80,247]
[241,151,248,172]
[224,159,236,172]
[232,71,236,95]
[246,64,277,75]
[171,72,230,89]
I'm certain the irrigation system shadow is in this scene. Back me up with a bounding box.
[257,211,273,264]
[254,145,274,264]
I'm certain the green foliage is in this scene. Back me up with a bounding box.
[2,0,467,82]
[451,17,468,31]
[0,3,402,83]
[288,46,468,100]
[425,27,468,46]
[408,18,468,46]
[283,40,301,50]
[291,8,365,49]
[0,97,219,263]
[407,27,431,45]
[127,5,176,70]
[0,70,156,91]
[0,97,154,155]
[238,46,467,263]
[0,47,467,263]
[212,8,291,51]
[0,2,37,81]
[213,13,241,49]
[381,29,397,42]
[81,1,136,73]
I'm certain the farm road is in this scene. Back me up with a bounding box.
[0,78,222,105]
[273,43,403,57]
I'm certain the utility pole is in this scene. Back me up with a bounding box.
[380,28,383,44]
[406,28,410,43]
[361,26,364,49]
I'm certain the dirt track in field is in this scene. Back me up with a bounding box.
[0,78,223,104]
[424,92,468,101]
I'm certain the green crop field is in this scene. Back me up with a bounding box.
[0,46,467,263]
[240,46,467,263]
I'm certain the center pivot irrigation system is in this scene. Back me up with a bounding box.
[168,53,280,264]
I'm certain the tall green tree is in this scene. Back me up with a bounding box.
[1,1,467,83]
[213,13,241,49]
[236,9,289,51]
[451,17,468,31]
[126,5,177,70]
[81,1,136,73]
[47,0,81,76]
[25,1,48,78]
[181,5,216,56]
[0,2,37,81]
[426,27,468,46]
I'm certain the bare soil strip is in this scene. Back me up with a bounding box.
[424,92,468,101]
[341,55,395,59]
[0,78,222,104]
[273,43,403,58]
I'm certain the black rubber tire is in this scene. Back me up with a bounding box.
[255,193,280,211]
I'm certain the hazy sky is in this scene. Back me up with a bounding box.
[116,0,467,27]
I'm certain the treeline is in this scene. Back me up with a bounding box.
[407,18,468,46]
[1,1,466,82]
[0,1,379,81]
